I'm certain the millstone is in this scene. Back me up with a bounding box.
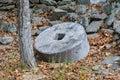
[34,22,90,62]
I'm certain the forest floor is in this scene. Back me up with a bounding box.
[0,10,120,80]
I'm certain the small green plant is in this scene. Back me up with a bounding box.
[20,61,29,69]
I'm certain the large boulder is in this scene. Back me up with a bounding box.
[34,22,90,62]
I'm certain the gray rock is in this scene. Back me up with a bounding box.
[115,3,120,20]
[75,5,87,13]
[117,40,120,44]
[31,29,40,36]
[48,8,67,20]
[109,63,120,69]
[112,41,117,45]
[88,7,99,14]
[0,0,14,4]
[81,15,90,28]
[101,56,120,64]
[32,26,50,36]
[91,13,107,20]
[33,4,54,12]
[67,13,79,21]
[32,17,48,25]
[113,20,120,34]
[58,3,75,12]
[0,45,10,50]
[40,0,57,6]
[92,65,101,71]
[90,0,106,4]
[34,22,90,62]
[101,29,114,34]
[0,5,15,10]
[76,0,90,4]
[87,33,99,39]
[38,26,50,32]
[86,21,103,33]
[105,8,120,26]
[33,9,44,14]
[101,3,112,15]
[0,36,14,45]
[113,34,120,40]
[30,0,39,3]
[101,69,109,75]
[0,12,7,19]
[58,0,71,5]
[49,20,62,26]
[0,20,17,33]
[104,44,112,49]
[116,12,120,20]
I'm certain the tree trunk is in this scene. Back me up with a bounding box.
[18,0,37,68]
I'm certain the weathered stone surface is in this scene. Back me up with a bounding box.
[91,13,107,20]
[113,20,120,34]
[101,69,109,75]
[76,0,90,4]
[40,0,57,6]
[58,0,71,5]
[109,63,120,69]
[101,56,120,64]
[0,20,17,33]
[90,0,106,4]
[38,26,50,32]
[86,21,103,33]
[113,34,119,40]
[58,2,75,12]
[100,56,120,69]
[101,29,114,34]
[0,0,14,4]
[117,40,120,44]
[29,0,39,3]
[0,36,14,45]
[32,26,50,36]
[31,17,48,25]
[67,13,79,21]
[104,44,112,49]
[0,5,15,10]
[101,3,112,15]
[48,8,67,20]
[33,4,54,12]
[34,22,90,62]
[92,65,101,71]
[105,8,120,26]
[75,5,87,13]
[81,15,90,28]
[0,12,7,19]
[87,33,99,39]
[49,20,62,25]
[31,29,40,36]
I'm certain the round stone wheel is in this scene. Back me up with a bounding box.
[34,22,90,63]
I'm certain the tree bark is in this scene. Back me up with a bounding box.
[18,0,37,68]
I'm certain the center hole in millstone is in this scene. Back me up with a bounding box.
[54,33,65,40]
